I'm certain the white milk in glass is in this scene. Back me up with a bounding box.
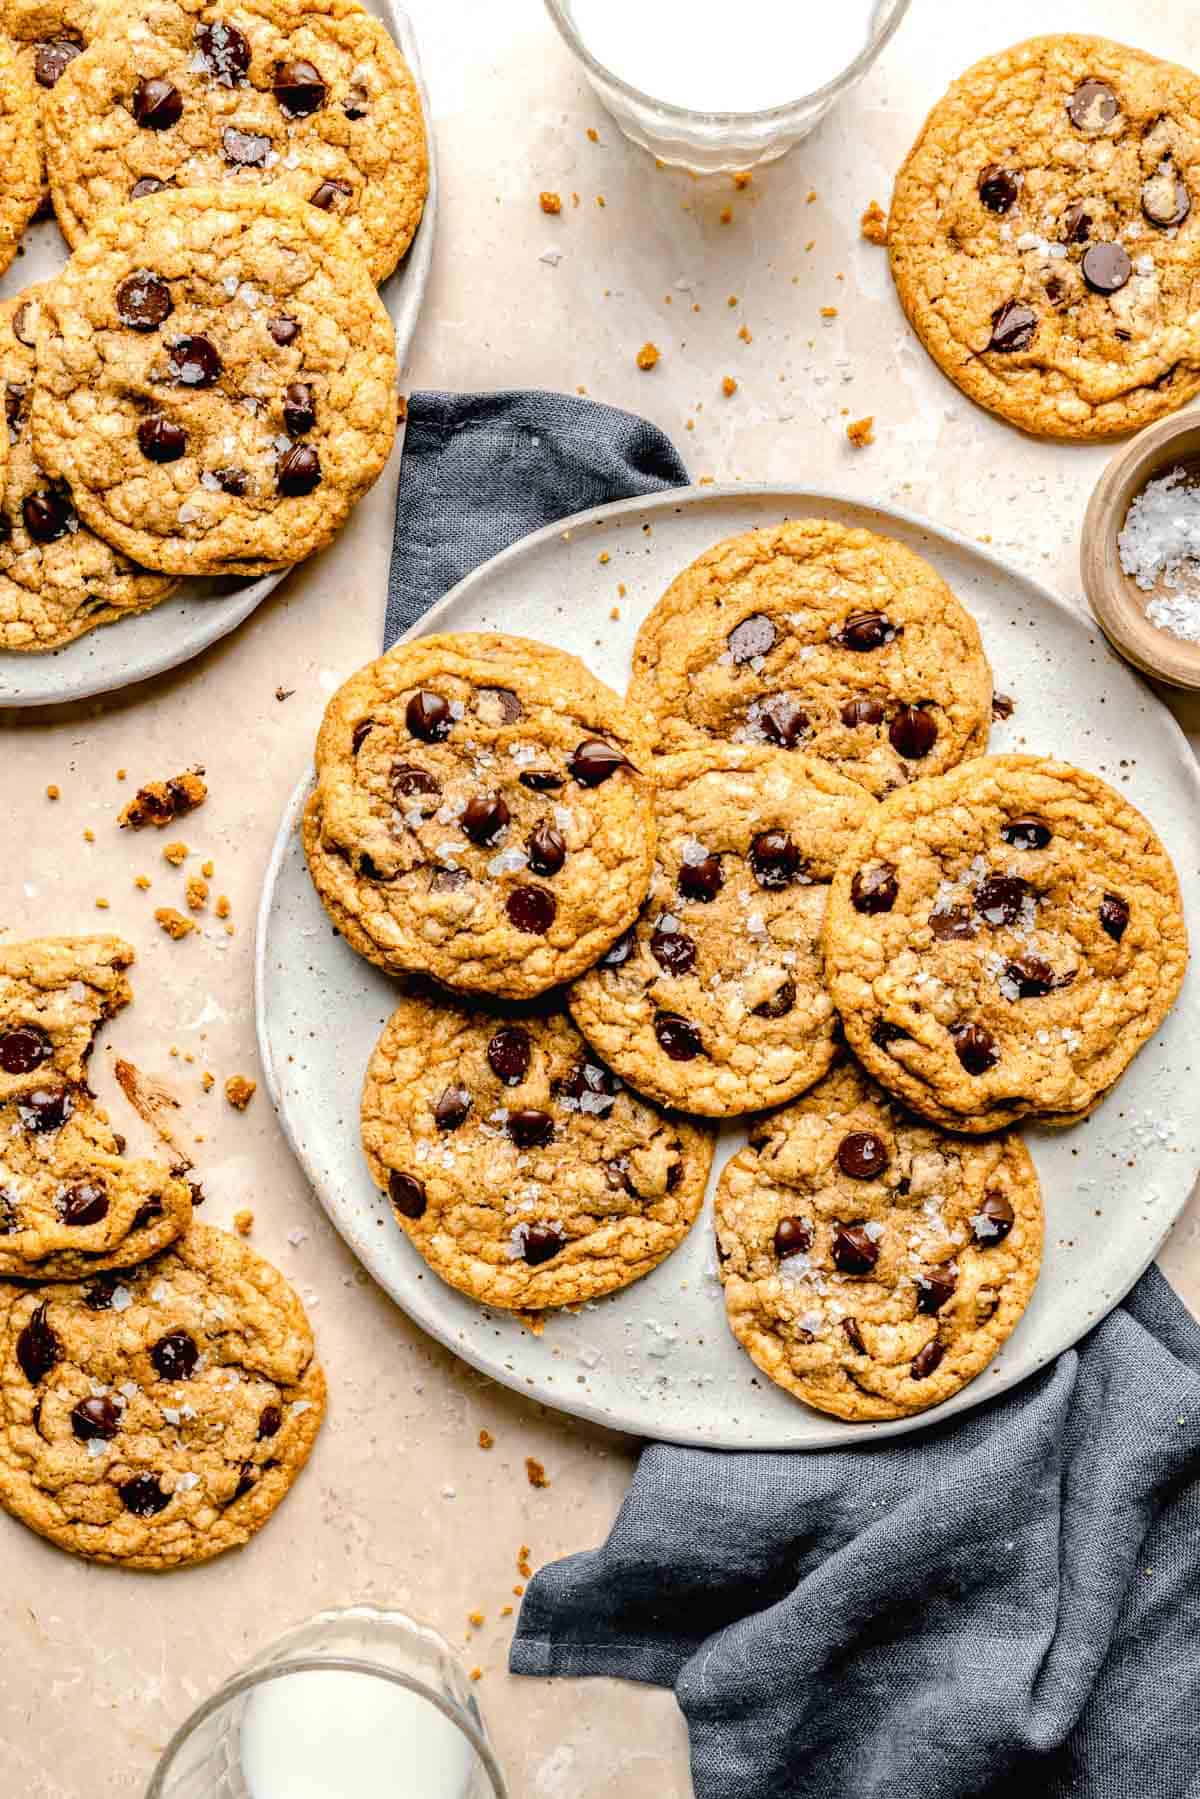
[240,1669,476,1799]
[566,0,879,111]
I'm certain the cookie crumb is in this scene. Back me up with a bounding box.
[500,1605,513,1618]
[609,605,620,620]
[595,194,606,208]
[134,875,151,891]
[732,170,752,189]
[598,551,610,565]
[617,582,627,598]
[821,305,839,319]
[738,325,752,344]
[275,686,295,702]
[83,828,95,843]
[860,199,888,245]
[539,190,562,214]
[719,206,733,225]
[517,1545,532,1579]
[94,897,110,910]
[722,375,738,397]
[201,1071,215,1092]
[846,416,875,448]
[395,395,408,424]
[635,341,660,371]
[154,907,195,940]
[116,767,127,781]
[478,1428,494,1450]
[45,784,60,801]
[469,1668,482,1683]
[586,127,598,142]
[727,295,738,308]
[163,841,188,866]
[225,1075,256,1111]
[233,1209,254,1236]
[467,1610,485,1628]
[807,188,817,203]
[215,895,231,920]
[185,877,209,912]
[524,1457,550,1490]
[119,770,206,830]
[201,859,214,879]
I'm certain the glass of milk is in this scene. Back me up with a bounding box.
[544,0,910,172]
[145,1606,507,1799]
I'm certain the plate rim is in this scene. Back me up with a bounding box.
[255,481,1200,1448]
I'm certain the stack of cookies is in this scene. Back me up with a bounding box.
[0,0,427,649]
[303,519,1188,1424]
[0,935,324,1567]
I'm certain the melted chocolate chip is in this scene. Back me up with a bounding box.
[268,315,299,346]
[283,381,316,435]
[841,696,885,728]
[60,1180,108,1226]
[232,1463,257,1501]
[978,165,1019,213]
[429,866,467,894]
[310,178,352,211]
[951,1022,998,1076]
[23,488,74,543]
[216,466,247,495]
[277,444,321,495]
[194,20,251,84]
[258,1403,283,1439]
[843,1317,866,1353]
[837,1131,888,1180]
[5,381,26,438]
[11,302,37,347]
[911,1338,944,1380]
[508,1108,554,1149]
[526,823,566,876]
[131,175,166,198]
[1082,240,1132,296]
[151,1330,198,1381]
[274,57,327,115]
[406,690,451,741]
[71,1395,122,1441]
[116,271,172,331]
[889,704,938,759]
[137,414,186,462]
[84,1278,119,1312]
[391,761,439,803]
[1005,954,1058,998]
[851,863,898,915]
[1067,78,1119,134]
[132,76,182,128]
[837,611,896,651]
[988,300,1037,353]
[1099,893,1129,941]
[749,830,800,890]
[351,720,373,753]
[916,1266,958,1315]
[478,685,523,723]
[506,885,556,934]
[773,1215,813,1258]
[168,335,222,387]
[992,692,1015,720]
[972,1191,1015,1245]
[518,767,563,792]
[18,1085,73,1133]
[650,922,696,976]
[753,978,795,1018]
[1002,816,1051,850]
[555,1061,617,1115]
[522,1224,563,1266]
[460,792,510,846]
[222,125,270,166]
[758,695,809,748]
[569,739,631,786]
[487,1026,531,1086]
[389,1171,426,1219]
[654,1012,702,1061]
[871,1019,908,1050]
[832,1224,879,1275]
[727,613,775,662]
[1142,169,1191,231]
[0,1024,50,1075]
[975,874,1030,926]
[599,930,634,969]
[433,1084,472,1131]
[678,854,723,903]
[120,1474,170,1516]
[929,903,977,942]
[17,1303,59,1383]
[1061,201,1091,245]
[132,1197,164,1232]
[34,37,81,87]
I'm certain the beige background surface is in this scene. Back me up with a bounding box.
[3,1,1200,1793]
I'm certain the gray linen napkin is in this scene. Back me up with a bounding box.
[389,391,1200,1799]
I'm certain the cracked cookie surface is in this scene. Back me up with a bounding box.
[0,1222,325,1567]
[626,521,992,799]
[44,0,427,282]
[569,745,876,1116]
[823,755,1188,1132]
[31,185,398,576]
[715,1062,1042,1421]
[307,633,656,1000]
[890,34,1200,439]
[0,288,177,651]
[361,986,714,1310]
[0,32,41,276]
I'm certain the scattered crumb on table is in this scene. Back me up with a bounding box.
[45,784,59,801]
[846,416,875,448]
[525,1457,550,1489]
[635,341,660,371]
[539,190,562,214]
[478,1428,495,1450]
[134,875,151,891]
[119,770,206,830]
[185,877,209,912]
[722,375,738,397]
[860,199,889,244]
[163,841,188,866]
[233,1209,254,1236]
[154,908,195,940]
[821,305,839,319]
[225,1074,256,1111]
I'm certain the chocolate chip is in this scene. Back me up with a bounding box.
[461,792,510,846]
[1005,954,1057,998]
[972,1191,1015,1245]
[871,1019,908,1050]
[992,692,1015,719]
[232,1463,257,1501]
[654,1012,702,1061]
[18,1085,72,1133]
[1002,816,1051,850]
[274,57,327,115]
[391,761,439,805]
[951,1022,998,1076]
[727,613,775,662]
[487,1026,530,1086]
[526,822,566,876]
[678,854,723,902]
[518,767,563,792]
[310,178,352,211]
[258,1403,283,1439]
[268,315,299,346]
[569,739,631,786]
[507,885,556,934]
[120,1474,170,1516]
[1099,892,1129,941]
[1142,170,1190,230]
[351,720,373,753]
[843,1317,866,1353]
[837,611,896,651]
[12,301,37,347]
[759,695,809,748]
[0,1024,50,1075]
[832,1224,879,1275]
[650,922,696,976]
[222,124,271,166]
[133,76,182,128]
[71,1395,121,1441]
[478,685,523,723]
[16,1304,59,1383]
[599,930,634,969]
[911,1338,944,1380]
[5,381,26,438]
[116,271,172,330]
[283,381,316,435]
[889,704,938,759]
[389,1171,426,1219]
[975,874,1030,926]
[216,466,248,495]
[194,20,250,84]
[132,1197,164,1231]
[151,1330,198,1381]
[84,1278,119,1311]
[508,1108,553,1149]
[753,978,795,1018]
[837,1131,888,1180]
[749,830,799,890]
[916,1266,958,1314]
[23,489,74,543]
[555,1060,617,1115]
[60,1180,108,1226]
[1082,241,1131,295]
[277,444,321,495]
[851,863,898,914]
[343,84,369,119]
[1060,201,1091,245]
[429,866,468,894]
[988,300,1037,353]
[168,335,222,387]
[1067,78,1118,134]
[34,38,81,87]
[433,1084,471,1131]
[137,414,186,462]
[406,690,452,741]
[841,696,885,727]
[930,903,977,942]
[773,1215,813,1258]
[522,1224,563,1265]
[978,165,1019,213]
[131,176,166,199]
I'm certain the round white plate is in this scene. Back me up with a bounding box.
[0,0,436,708]
[256,485,1200,1449]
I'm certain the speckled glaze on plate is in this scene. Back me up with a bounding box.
[0,0,435,709]
[256,485,1200,1449]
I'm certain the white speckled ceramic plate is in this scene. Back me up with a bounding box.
[0,0,435,708]
[256,486,1200,1448]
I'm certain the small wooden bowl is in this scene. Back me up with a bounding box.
[1081,413,1200,691]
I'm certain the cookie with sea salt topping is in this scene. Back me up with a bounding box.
[0,1223,325,1567]
[307,633,656,1000]
[361,986,713,1310]
[43,0,428,282]
[0,0,94,205]
[626,520,992,799]
[30,184,398,577]
[568,744,876,1116]
[823,755,1187,1133]
[715,1061,1042,1422]
[889,35,1200,439]
[0,31,41,275]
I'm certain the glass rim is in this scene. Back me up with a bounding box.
[145,1653,509,1799]
[541,0,911,125]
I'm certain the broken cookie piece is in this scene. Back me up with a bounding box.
[119,770,206,830]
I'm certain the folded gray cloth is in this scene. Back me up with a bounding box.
[388,391,1200,1799]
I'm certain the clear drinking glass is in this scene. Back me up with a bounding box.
[543,0,910,174]
[146,1606,507,1799]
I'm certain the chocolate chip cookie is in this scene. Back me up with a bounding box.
[0,1223,324,1567]
[31,184,398,577]
[626,521,993,799]
[0,31,40,275]
[361,986,714,1311]
[44,0,427,283]
[715,1062,1042,1421]
[890,35,1200,439]
[0,288,178,652]
[824,755,1188,1132]
[307,633,656,999]
[568,745,876,1116]
[0,0,93,204]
